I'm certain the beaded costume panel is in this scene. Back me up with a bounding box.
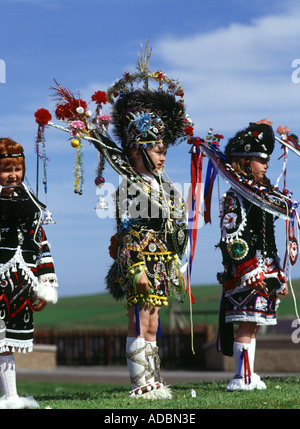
[218,188,286,324]
[0,192,58,352]
[106,174,186,307]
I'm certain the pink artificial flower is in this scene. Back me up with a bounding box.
[98,114,112,123]
[277,125,291,135]
[256,118,273,126]
[69,120,86,130]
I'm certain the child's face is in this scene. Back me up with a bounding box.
[131,143,167,173]
[250,157,269,181]
[0,160,24,196]
[147,144,167,172]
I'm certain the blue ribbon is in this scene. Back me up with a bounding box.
[135,303,140,336]
[156,315,163,338]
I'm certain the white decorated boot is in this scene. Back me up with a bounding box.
[0,354,39,409]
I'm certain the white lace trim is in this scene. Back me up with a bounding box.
[225,313,277,326]
[0,338,33,354]
[0,246,38,287]
[0,247,58,303]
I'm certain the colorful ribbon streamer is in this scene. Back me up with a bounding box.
[204,159,218,224]
[186,139,205,304]
[238,348,251,385]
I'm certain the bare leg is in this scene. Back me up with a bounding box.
[235,321,260,343]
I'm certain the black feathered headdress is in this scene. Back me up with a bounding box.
[112,89,187,150]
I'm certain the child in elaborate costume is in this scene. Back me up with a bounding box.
[34,44,191,398]
[0,138,58,408]
[217,122,288,390]
[106,89,188,398]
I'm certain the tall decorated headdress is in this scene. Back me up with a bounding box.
[33,41,192,197]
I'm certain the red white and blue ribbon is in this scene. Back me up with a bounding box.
[238,348,251,385]
[186,138,205,304]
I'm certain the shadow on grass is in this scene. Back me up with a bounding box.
[37,386,129,401]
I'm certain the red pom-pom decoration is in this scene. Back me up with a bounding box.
[184,125,194,136]
[34,108,52,125]
[91,91,108,105]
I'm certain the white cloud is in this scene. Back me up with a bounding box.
[154,5,300,134]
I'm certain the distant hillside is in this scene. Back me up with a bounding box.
[34,281,300,332]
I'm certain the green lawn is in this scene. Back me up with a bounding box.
[34,281,300,332]
[17,376,300,409]
[20,283,300,411]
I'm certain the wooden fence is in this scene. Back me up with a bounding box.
[34,326,212,369]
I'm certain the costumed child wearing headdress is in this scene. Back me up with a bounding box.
[33,44,191,398]
[217,121,288,391]
[0,138,58,408]
[106,89,188,399]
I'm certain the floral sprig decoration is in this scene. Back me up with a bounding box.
[276,125,299,148]
[34,108,52,196]
[54,85,112,193]
[183,114,194,140]
[205,129,224,146]
[33,81,114,196]
[106,69,186,106]
[276,124,300,153]
[275,124,300,190]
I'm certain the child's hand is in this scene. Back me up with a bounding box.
[32,298,47,312]
[252,280,267,290]
[279,283,288,296]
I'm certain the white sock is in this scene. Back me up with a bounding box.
[0,354,18,398]
[126,337,146,389]
[249,338,256,374]
[145,341,156,385]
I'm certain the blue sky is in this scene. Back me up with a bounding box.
[1,0,300,299]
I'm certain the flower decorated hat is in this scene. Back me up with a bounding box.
[187,120,298,221]
[225,121,275,161]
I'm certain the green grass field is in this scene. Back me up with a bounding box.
[28,282,300,411]
[17,376,300,410]
[34,281,300,332]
